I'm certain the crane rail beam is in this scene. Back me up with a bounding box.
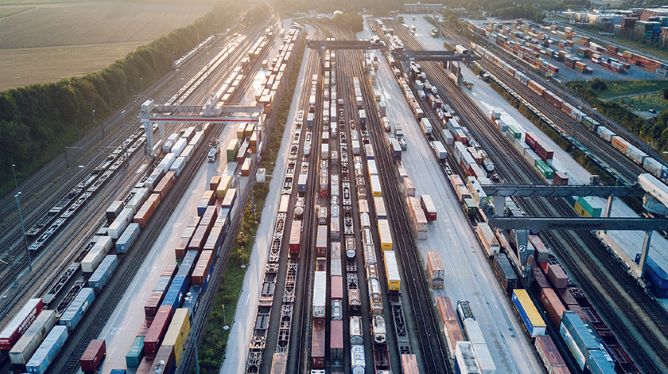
[488,216,668,231]
[392,50,480,62]
[481,184,644,197]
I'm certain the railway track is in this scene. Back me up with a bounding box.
[0,29,259,319]
[389,21,668,373]
[48,23,274,373]
[330,32,450,373]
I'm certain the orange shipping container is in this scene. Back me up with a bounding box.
[436,297,464,358]
[154,171,176,199]
[133,193,161,228]
[539,288,566,327]
[209,175,221,191]
[192,250,213,285]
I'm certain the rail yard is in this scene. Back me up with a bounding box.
[1,6,668,374]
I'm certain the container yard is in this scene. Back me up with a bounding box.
[1,6,668,374]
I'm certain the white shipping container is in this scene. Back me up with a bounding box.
[455,342,481,374]
[312,271,327,318]
[170,138,187,157]
[81,236,112,273]
[9,310,57,365]
[126,188,149,214]
[156,153,177,174]
[107,207,133,240]
[472,342,496,373]
[169,156,187,176]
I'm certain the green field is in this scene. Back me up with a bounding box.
[616,92,668,113]
[595,80,668,99]
[0,0,219,90]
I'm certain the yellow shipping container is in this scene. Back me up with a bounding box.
[573,200,589,217]
[216,174,233,199]
[377,219,393,251]
[163,308,191,366]
[384,251,401,292]
[236,124,245,139]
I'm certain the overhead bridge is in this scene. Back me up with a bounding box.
[392,50,480,62]
[306,40,385,50]
[488,216,668,231]
[480,184,644,198]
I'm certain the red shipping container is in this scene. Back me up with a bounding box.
[135,356,154,374]
[546,263,568,289]
[289,220,302,256]
[532,267,551,295]
[161,263,177,278]
[80,339,106,373]
[331,276,343,300]
[539,288,566,327]
[150,345,175,373]
[525,132,538,149]
[311,319,325,368]
[0,298,43,350]
[144,290,165,319]
[553,172,569,186]
[144,305,174,354]
[192,250,214,285]
[133,193,161,228]
[557,288,578,307]
[534,335,568,374]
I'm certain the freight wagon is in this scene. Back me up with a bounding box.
[534,335,569,374]
[289,220,302,256]
[377,219,393,251]
[311,319,326,368]
[492,253,519,295]
[80,339,106,373]
[60,288,95,330]
[163,308,191,366]
[312,271,327,318]
[25,325,68,374]
[384,251,401,292]
[116,223,140,254]
[426,251,444,289]
[512,289,547,337]
[8,310,56,365]
[475,223,500,257]
[436,297,464,360]
[0,298,44,350]
[560,311,599,370]
[88,255,118,292]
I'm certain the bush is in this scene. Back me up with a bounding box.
[591,78,608,91]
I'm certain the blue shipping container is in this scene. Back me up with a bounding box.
[60,287,95,330]
[183,285,202,322]
[88,255,118,291]
[116,223,140,253]
[587,349,615,374]
[26,325,68,374]
[161,275,190,309]
[153,275,172,293]
[177,250,199,278]
[110,370,128,374]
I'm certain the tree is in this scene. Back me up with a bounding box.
[662,88,668,100]
[590,78,608,91]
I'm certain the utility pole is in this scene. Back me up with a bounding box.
[11,163,18,191]
[14,192,31,273]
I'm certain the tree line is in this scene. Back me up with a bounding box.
[0,3,243,195]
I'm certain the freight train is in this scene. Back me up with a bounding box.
[471,42,668,183]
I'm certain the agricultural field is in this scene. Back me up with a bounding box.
[0,0,220,90]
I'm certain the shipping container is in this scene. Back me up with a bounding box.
[81,236,113,273]
[492,253,519,295]
[289,220,302,256]
[88,255,118,291]
[108,207,133,239]
[316,225,328,257]
[80,339,106,373]
[401,353,420,374]
[587,349,615,374]
[534,335,569,374]
[373,197,387,219]
[116,223,140,254]
[420,194,437,221]
[133,193,161,228]
[539,287,566,328]
[370,175,383,197]
[106,201,124,222]
[377,219,393,251]
[0,298,44,350]
[163,308,191,366]
[192,250,214,286]
[312,271,327,318]
[149,344,175,374]
[8,310,56,365]
[125,335,144,368]
[426,251,445,289]
[560,311,599,369]
[25,325,68,374]
[384,251,401,292]
[60,288,95,330]
[311,319,326,368]
[455,341,481,374]
[436,297,464,360]
[476,223,500,257]
[144,305,174,354]
[512,289,547,337]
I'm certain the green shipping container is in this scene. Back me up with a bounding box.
[506,124,522,139]
[226,139,240,162]
[535,160,554,179]
[582,116,598,132]
[463,198,478,216]
[577,196,602,217]
[126,336,144,368]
